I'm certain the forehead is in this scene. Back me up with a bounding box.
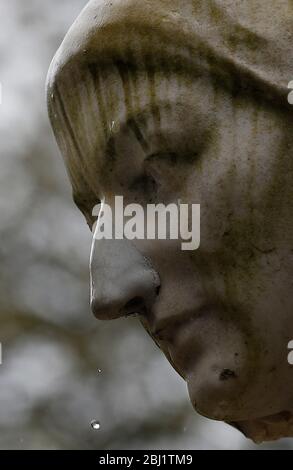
[48,0,292,96]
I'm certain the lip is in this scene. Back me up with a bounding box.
[150,303,213,342]
[148,302,227,378]
[148,307,205,379]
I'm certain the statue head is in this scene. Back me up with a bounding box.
[47,0,293,442]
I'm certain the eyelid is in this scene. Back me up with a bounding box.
[145,152,178,164]
[146,150,201,167]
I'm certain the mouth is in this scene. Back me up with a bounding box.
[147,303,216,377]
[147,303,270,423]
[150,303,213,342]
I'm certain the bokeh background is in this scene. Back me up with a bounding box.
[0,0,292,450]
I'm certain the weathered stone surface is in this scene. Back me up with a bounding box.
[47,1,293,442]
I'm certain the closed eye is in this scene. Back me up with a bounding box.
[145,152,178,166]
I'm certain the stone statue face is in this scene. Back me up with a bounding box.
[47,0,293,442]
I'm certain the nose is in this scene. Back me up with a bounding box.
[90,239,160,320]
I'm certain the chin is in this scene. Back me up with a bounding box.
[157,313,268,420]
[187,377,255,423]
[152,306,292,431]
[184,356,293,443]
[186,364,257,422]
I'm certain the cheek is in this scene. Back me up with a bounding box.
[182,141,291,317]
[184,108,290,262]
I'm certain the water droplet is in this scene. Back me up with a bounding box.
[287,82,293,105]
[91,420,101,430]
[110,120,120,133]
[288,91,293,105]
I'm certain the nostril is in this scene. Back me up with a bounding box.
[90,297,121,320]
[122,297,146,317]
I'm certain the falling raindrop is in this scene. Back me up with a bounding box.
[288,81,293,105]
[110,120,120,133]
[91,420,101,430]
